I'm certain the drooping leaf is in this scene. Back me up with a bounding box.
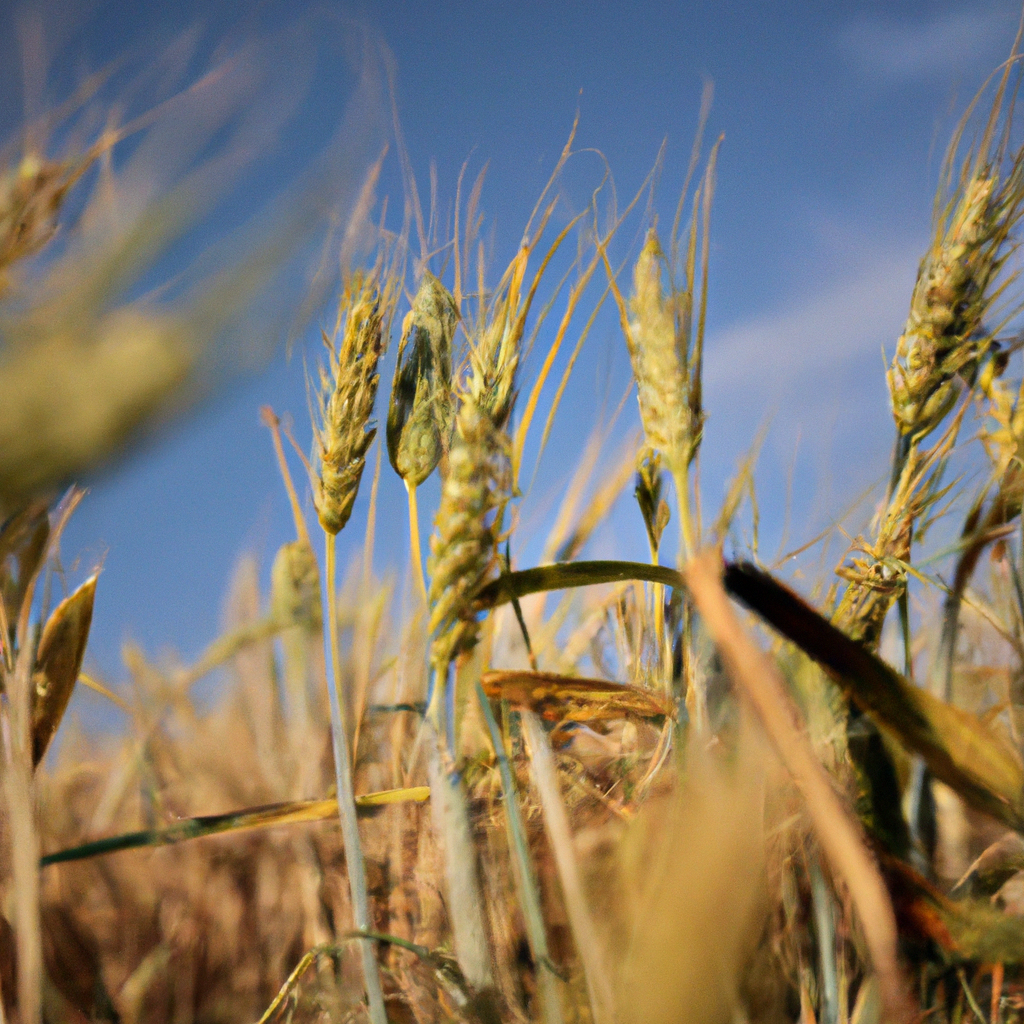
[475,559,680,611]
[31,574,97,767]
[480,669,672,723]
[723,560,1024,832]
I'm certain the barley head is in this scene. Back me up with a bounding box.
[386,272,458,487]
[427,396,511,677]
[313,274,386,536]
[465,245,529,431]
[887,158,1024,443]
[833,447,942,649]
[627,230,701,475]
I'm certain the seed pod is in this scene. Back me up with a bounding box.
[387,272,458,486]
[313,274,386,536]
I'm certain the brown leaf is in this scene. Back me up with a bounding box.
[480,669,672,724]
[31,575,97,767]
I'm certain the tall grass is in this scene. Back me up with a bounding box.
[9,20,1024,1024]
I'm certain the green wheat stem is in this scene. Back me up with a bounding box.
[671,466,696,562]
[323,534,387,1024]
[406,478,428,605]
[671,467,700,721]
[477,683,563,1024]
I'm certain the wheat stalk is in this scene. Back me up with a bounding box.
[311,269,391,1024]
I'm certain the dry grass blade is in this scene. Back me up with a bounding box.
[724,560,1024,831]
[615,715,768,1024]
[685,550,912,1024]
[31,574,97,767]
[480,669,672,723]
[40,788,429,868]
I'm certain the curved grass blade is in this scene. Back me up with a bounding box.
[40,787,430,868]
[481,669,672,723]
[31,574,96,767]
[475,559,681,611]
[723,560,1024,831]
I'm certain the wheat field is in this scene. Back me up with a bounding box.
[6,14,1024,1024]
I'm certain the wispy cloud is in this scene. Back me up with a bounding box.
[704,243,921,406]
[836,6,1016,85]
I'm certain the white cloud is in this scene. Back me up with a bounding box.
[704,243,921,403]
[836,6,1015,84]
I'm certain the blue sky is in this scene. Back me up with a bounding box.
[3,0,1022,713]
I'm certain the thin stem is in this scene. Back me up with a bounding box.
[406,479,428,605]
[323,535,387,1024]
[522,710,614,1024]
[672,467,696,563]
[647,533,667,690]
[672,467,699,722]
[477,684,562,1024]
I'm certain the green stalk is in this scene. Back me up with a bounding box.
[671,466,696,563]
[672,467,699,723]
[522,709,614,1024]
[406,479,428,605]
[323,535,387,1024]
[426,720,494,993]
[40,789,429,868]
[477,684,562,1024]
